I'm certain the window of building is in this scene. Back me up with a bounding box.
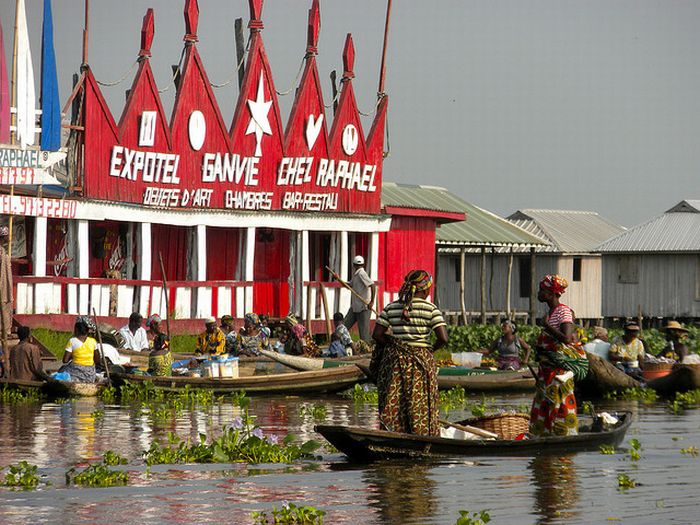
[573,257,582,282]
[618,255,639,284]
[519,258,531,298]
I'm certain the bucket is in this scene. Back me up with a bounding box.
[452,352,482,368]
[219,357,239,379]
[642,362,673,381]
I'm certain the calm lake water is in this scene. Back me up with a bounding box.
[1,391,699,525]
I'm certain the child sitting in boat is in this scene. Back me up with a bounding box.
[327,312,354,357]
[148,333,173,377]
[58,320,99,383]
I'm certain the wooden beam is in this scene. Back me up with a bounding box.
[480,246,486,324]
[506,249,513,320]
[460,247,467,326]
[529,247,537,325]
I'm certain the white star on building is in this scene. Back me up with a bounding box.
[246,72,273,157]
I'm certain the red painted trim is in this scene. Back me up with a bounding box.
[383,205,465,223]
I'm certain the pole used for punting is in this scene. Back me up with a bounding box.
[158,252,172,341]
[91,308,110,382]
[325,265,379,316]
[377,0,393,95]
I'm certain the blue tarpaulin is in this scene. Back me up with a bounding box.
[40,0,61,151]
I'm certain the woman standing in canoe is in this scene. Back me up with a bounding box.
[371,270,448,436]
[530,275,588,437]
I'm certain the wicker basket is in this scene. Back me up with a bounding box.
[463,413,530,440]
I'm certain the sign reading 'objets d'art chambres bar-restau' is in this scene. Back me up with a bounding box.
[79,0,387,215]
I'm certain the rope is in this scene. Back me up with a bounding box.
[275,55,307,96]
[158,48,187,94]
[95,61,139,87]
[323,89,340,109]
[210,35,252,88]
[358,97,381,117]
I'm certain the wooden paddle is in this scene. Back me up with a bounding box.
[92,308,111,382]
[438,418,499,439]
[325,266,379,316]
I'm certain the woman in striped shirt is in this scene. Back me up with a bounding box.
[530,275,588,437]
[371,270,448,436]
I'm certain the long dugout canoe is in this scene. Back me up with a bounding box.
[110,365,366,395]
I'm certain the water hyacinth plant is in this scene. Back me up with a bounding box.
[66,463,129,487]
[454,510,491,525]
[1,461,44,490]
[251,501,326,525]
[0,386,41,404]
[617,473,637,490]
[603,387,658,403]
[343,383,379,404]
[143,412,321,466]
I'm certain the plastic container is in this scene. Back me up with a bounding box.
[451,352,483,368]
[219,357,239,379]
[201,361,220,378]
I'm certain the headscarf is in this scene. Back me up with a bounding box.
[539,274,568,296]
[291,323,306,340]
[75,315,97,333]
[146,314,161,328]
[398,270,433,320]
[284,315,299,326]
[244,313,260,327]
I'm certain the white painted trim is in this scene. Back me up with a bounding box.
[217,287,232,317]
[16,283,29,314]
[301,230,310,317]
[369,231,379,281]
[116,285,134,318]
[244,228,255,312]
[235,287,245,318]
[196,287,212,318]
[77,220,89,279]
[67,283,78,314]
[177,287,194,319]
[33,216,47,277]
[139,223,152,281]
[78,284,89,314]
[340,231,349,282]
[71,200,393,233]
[339,288,350,316]
[196,224,207,281]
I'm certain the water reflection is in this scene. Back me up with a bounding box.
[364,461,436,524]
[529,455,580,524]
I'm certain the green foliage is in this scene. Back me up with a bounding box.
[0,385,41,404]
[454,510,491,525]
[617,473,636,490]
[628,439,642,461]
[299,403,327,421]
[468,395,493,418]
[143,412,321,466]
[99,385,117,403]
[31,328,71,359]
[599,444,616,455]
[102,450,128,466]
[251,502,326,524]
[1,461,43,490]
[581,401,595,416]
[91,409,104,420]
[439,387,466,412]
[669,390,700,415]
[680,446,698,457]
[342,384,378,404]
[66,463,128,487]
[603,387,658,403]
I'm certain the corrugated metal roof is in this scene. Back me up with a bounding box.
[381,183,548,247]
[597,200,700,253]
[507,209,626,253]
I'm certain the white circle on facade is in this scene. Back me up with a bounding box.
[342,124,359,155]
[188,110,206,151]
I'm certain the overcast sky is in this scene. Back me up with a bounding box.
[2,0,699,227]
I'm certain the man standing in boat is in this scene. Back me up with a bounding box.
[344,255,376,343]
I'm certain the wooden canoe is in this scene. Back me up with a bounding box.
[110,365,366,395]
[647,364,700,396]
[315,411,632,461]
[259,349,364,371]
[577,352,641,398]
[0,377,107,397]
[0,377,45,392]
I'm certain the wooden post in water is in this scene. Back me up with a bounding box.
[459,247,467,326]
[529,247,537,325]
[480,246,486,324]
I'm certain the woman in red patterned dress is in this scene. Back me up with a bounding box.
[529,275,588,437]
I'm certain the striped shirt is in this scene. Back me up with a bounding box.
[547,304,573,331]
[376,298,446,348]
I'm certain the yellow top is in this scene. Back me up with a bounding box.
[65,337,97,367]
[196,328,226,356]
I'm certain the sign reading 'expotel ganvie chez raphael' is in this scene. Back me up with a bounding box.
[80,0,387,215]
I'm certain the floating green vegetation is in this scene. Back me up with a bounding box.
[53,397,71,405]
[668,389,700,414]
[91,409,104,420]
[617,473,636,490]
[102,450,128,466]
[466,395,494,418]
[143,412,321,466]
[251,502,326,525]
[99,385,117,403]
[439,387,466,412]
[603,387,658,403]
[343,384,378,404]
[680,446,698,457]
[599,444,616,455]
[0,386,41,404]
[628,439,642,461]
[581,401,595,416]
[120,381,215,406]
[299,403,327,421]
[66,463,128,488]
[454,510,491,525]
[1,461,45,490]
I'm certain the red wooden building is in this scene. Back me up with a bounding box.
[5,0,464,332]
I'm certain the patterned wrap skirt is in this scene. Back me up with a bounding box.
[529,338,587,437]
[148,352,173,377]
[371,338,440,436]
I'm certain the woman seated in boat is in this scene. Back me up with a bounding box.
[58,320,99,383]
[609,321,645,378]
[486,320,531,370]
[657,321,690,362]
[145,314,162,347]
[371,270,448,436]
[195,317,226,356]
[530,275,588,437]
[235,313,270,357]
[284,315,321,357]
[148,333,173,377]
